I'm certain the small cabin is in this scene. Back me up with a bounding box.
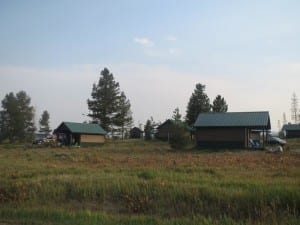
[156,119,191,142]
[129,127,143,139]
[194,111,271,149]
[281,124,300,138]
[54,122,106,147]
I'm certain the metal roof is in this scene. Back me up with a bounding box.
[56,122,106,135]
[194,111,271,129]
[282,124,300,131]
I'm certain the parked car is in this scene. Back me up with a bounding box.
[33,133,56,147]
[33,133,47,145]
[267,136,287,146]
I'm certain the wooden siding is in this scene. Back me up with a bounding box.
[81,134,105,143]
[285,130,300,138]
[156,123,173,140]
[130,127,143,139]
[196,127,249,148]
[196,127,245,141]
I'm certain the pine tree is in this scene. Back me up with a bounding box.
[212,95,228,112]
[170,108,190,150]
[16,91,36,141]
[172,107,182,123]
[87,68,120,133]
[0,92,18,142]
[185,83,211,125]
[0,91,35,142]
[114,92,133,139]
[144,117,155,140]
[39,110,51,134]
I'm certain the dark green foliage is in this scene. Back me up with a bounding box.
[87,68,120,133]
[144,117,156,140]
[171,108,189,149]
[169,124,190,149]
[172,107,182,122]
[0,91,35,143]
[212,95,228,112]
[39,110,51,134]
[138,170,156,180]
[87,68,133,136]
[114,92,133,139]
[185,83,211,126]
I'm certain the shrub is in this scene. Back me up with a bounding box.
[169,125,190,150]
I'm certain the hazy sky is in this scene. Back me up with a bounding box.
[1,0,300,131]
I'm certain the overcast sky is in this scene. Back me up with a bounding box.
[1,0,300,131]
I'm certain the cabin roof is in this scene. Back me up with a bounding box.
[194,111,271,129]
[157,119,192,131]
[282,124,300,131]
[55,122,106,135]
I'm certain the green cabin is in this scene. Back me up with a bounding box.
[54,122,106,147]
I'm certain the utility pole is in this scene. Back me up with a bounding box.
[291,93,299,124]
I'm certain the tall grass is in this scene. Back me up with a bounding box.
[1,207,279,225]
[0,141,299,224]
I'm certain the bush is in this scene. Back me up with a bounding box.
[169,125,190,150]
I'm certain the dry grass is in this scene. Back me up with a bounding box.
[0,140,299,225]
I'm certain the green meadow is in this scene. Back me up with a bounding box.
[0,140,299,225]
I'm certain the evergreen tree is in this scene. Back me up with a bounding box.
[169,109,191,150]
[212,95,228,112]
[172,107,182,123]
[39,110,51,134]
[0,91,35,142]
[114,92,133,139]
[144,117,155,140]
[0,92,18,142]
[87,68,120,133]
[16,91,36,140]
[185,83,211,125]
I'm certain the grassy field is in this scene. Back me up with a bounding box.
[0,140,299,225]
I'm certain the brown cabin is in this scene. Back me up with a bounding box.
[156,119,191,142]
[129,127,143,139]
[282,124,300,138]
[194,111,271,149]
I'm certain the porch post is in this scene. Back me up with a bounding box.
[245,128,248,148]
[70,134,72,146]
[262,129,265,149]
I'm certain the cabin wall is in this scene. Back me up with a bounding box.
[156,124,173,140]
[130,128,143,139]
[196,127,246,148]
[285,130,300,138]
[81,134,105,143]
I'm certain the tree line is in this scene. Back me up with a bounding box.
[0,91,51,143]
[142,82,228,141]
[88,68,228,139]
[0,67,228,143]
